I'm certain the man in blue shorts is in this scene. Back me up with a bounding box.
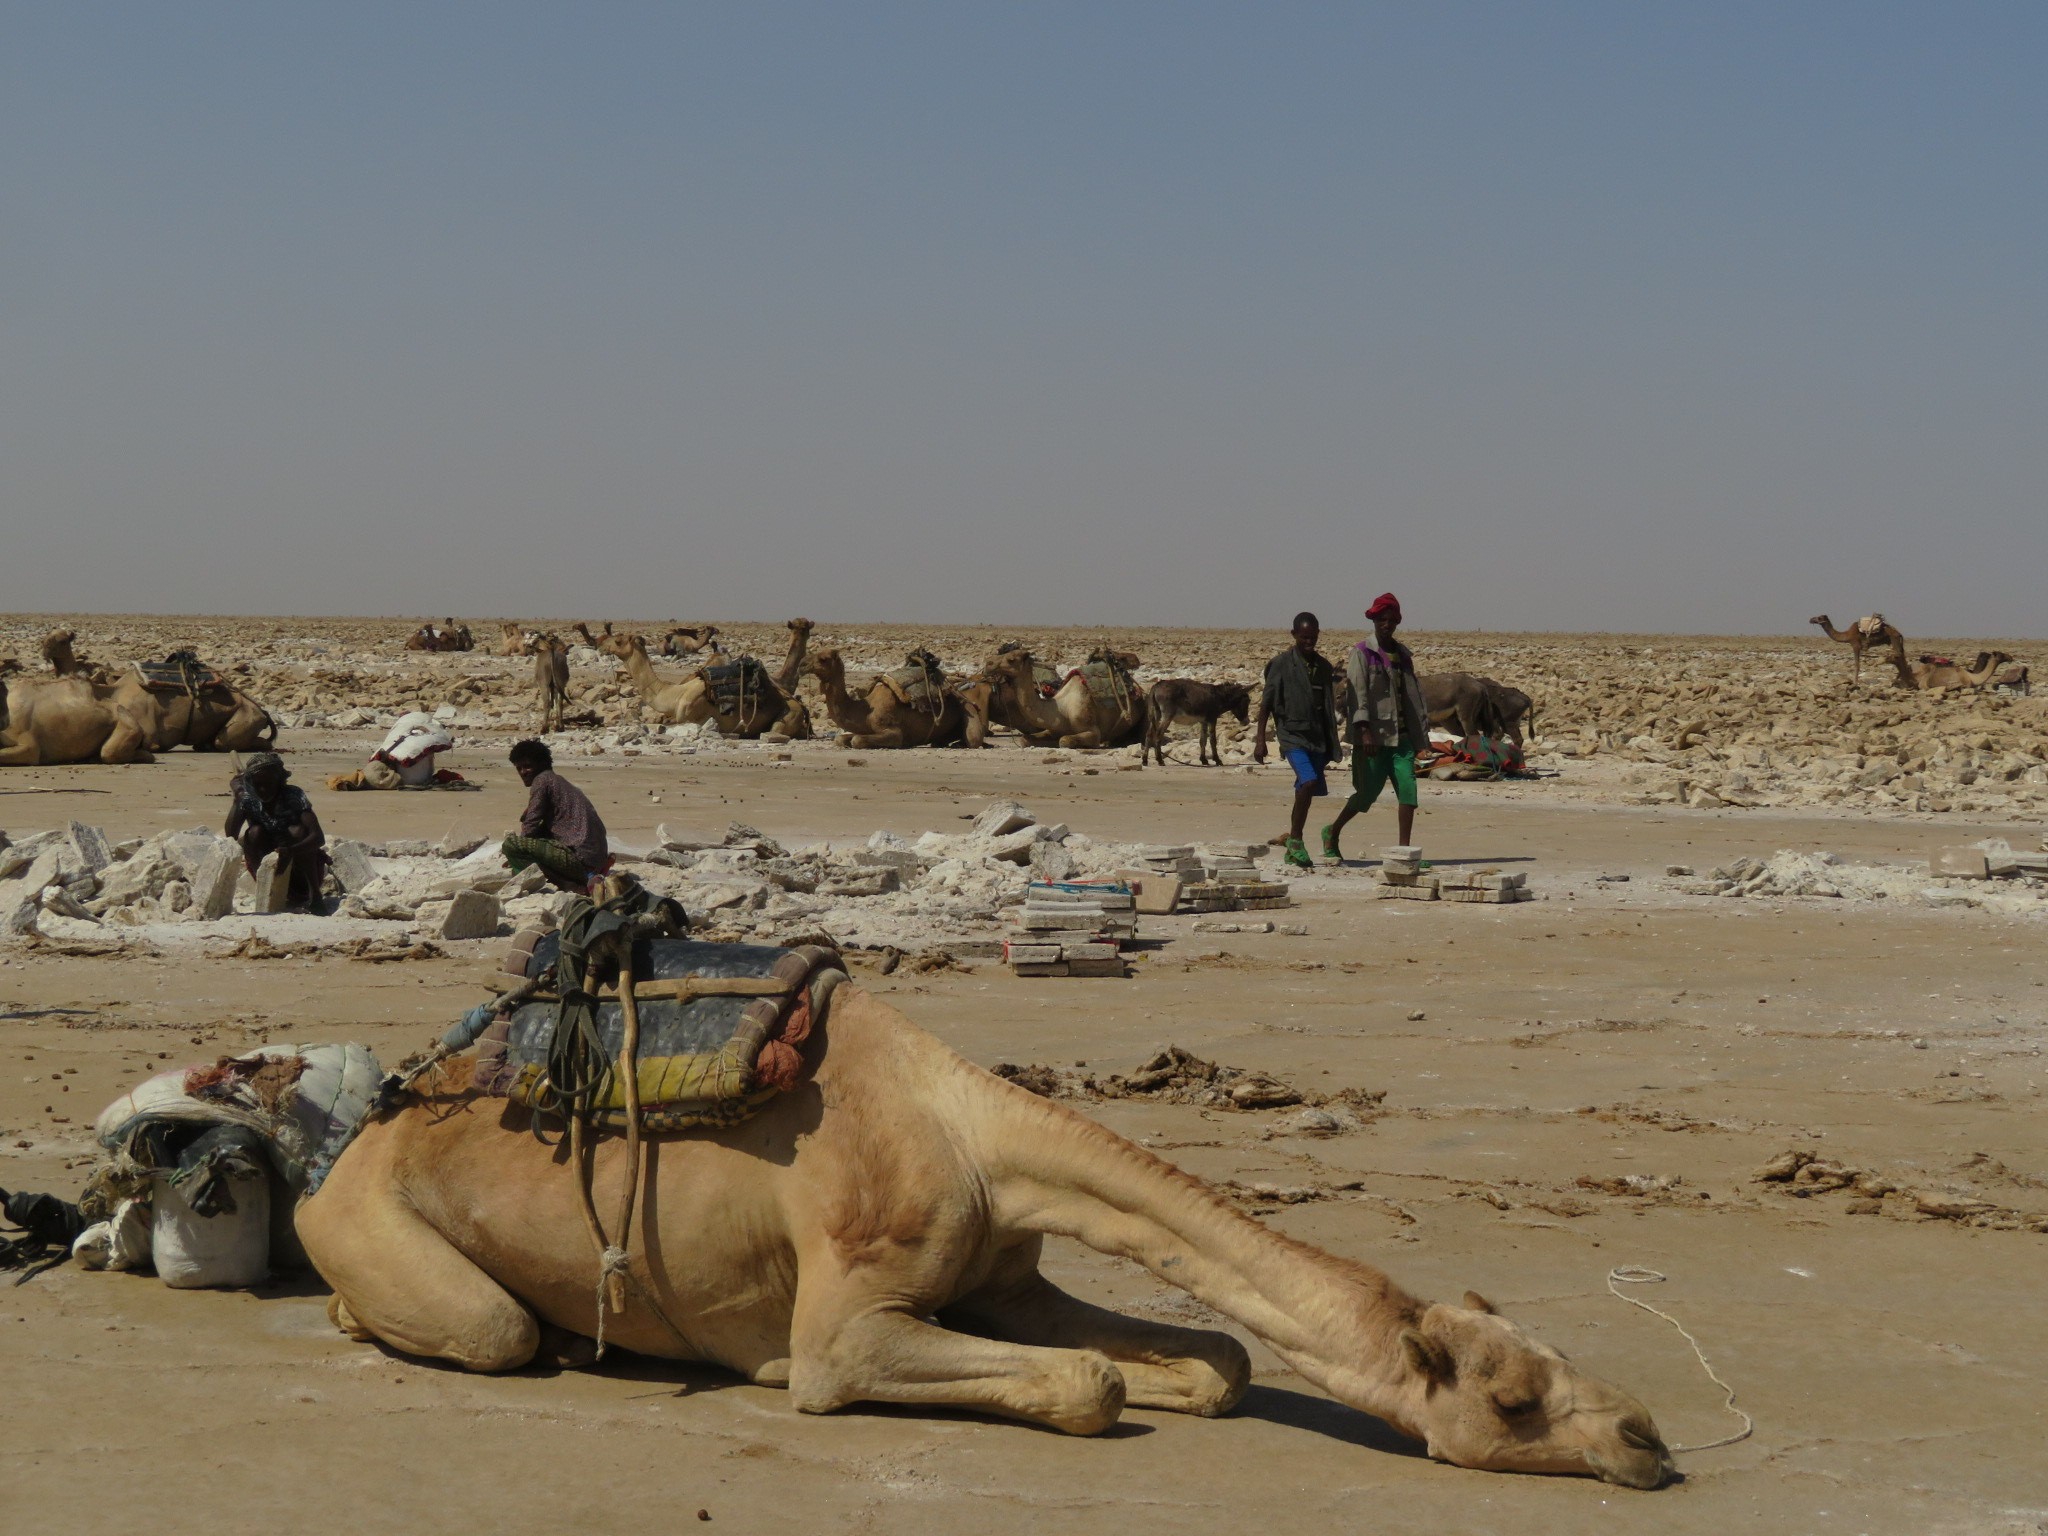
[1252,612,1343,870]
[1324,591,1427,860]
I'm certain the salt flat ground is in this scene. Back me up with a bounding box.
[2,733,2044,1535]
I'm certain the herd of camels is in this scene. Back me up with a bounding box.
[0,613,2028,767]
[498,616,1543,755]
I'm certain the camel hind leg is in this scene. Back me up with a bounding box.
[296,1158,539,1373]
[943,1267,1249,1417]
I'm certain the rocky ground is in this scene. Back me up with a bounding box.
[3,615,2046,1535]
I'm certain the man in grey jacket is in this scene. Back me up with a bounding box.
[1324,592,1428,861]
[1252,612,1343,870]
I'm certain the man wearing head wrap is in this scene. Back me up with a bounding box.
[224,752,329,911]
[1323,593,1427,861]
[1252,612,1343,870]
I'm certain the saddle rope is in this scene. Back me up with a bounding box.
[1605,1266,1754,1453]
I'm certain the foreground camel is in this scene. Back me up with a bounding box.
[970,649,1149,751]
[112,666,273,752]
[39,635,271,751]
[1810,614,1902,683]
[1,675,155,765]
[297,988,1672,1487]
[806,647,968,748]
[533,635,571,731]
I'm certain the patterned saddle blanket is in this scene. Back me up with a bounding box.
[877,649,948,713]
[475,933,844,1132]
[134,651,231,697]
[1066,657,1140,714]
[699,656,776,717]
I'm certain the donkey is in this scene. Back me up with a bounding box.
[1144,679,1251,766]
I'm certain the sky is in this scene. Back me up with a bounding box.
[2,3,2043,634]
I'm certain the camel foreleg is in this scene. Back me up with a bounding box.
[297,1169,540,1373]
[943,1269,1249,1417]
[788,1298,1125,1435]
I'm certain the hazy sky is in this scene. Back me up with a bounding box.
[4,3,2043,634]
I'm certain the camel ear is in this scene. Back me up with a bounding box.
[1462,1290,1496,1315]
[1401,1328,1454,1383]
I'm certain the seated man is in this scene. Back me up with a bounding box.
[500,738,609,893]
[224,752,328,911]
[327,712,467,791]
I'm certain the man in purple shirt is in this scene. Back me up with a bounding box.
[500,739,609,892]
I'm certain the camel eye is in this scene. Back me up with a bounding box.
[1494,1393,1541,1418]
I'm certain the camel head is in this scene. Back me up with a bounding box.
[805,646,845,683]
[1384,1293,1674,1489]
[788,618,814,636]
[1807,616,1829,630]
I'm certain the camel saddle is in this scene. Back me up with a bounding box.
[474,930,844,1132]
[1066,656,1139,714]
[876,648,948,714]
[698,655,776,718]
[133,650,231,698]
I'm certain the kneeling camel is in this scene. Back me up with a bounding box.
[299,988,1672,1488]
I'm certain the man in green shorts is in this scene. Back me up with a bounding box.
[1323,592,1426,861]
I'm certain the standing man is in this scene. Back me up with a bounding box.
[1252,612,1342,871]
[501,738,610,893]
[225,752,328,911]
[1324,592,1428,861]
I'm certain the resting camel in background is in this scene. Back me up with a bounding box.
[297,986,1673,1488]
[660,626,722,659]
[1810,614,1902,683]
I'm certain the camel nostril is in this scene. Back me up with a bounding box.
[1618,1416,1664,1453]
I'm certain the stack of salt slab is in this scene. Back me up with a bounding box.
[1172,844,1289,913]
[1196,843,1290,910]
[1438,869,1531,903]
[1376,847,1531,903]
[1375,846,1437,900]
[1005,881,1135,976]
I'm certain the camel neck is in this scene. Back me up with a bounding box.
[989,1091,1426,1429]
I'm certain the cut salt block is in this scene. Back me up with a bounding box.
[440,889,503,940]
[1932,847,1989,880]
[327,839,378,894]
[252,853,294,914]
[973,800,1035,838]
[67,821,113,874]
[194,844,243,921]
[1119,871,1182,915]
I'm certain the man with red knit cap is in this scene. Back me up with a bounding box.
[1324,593,1427,861]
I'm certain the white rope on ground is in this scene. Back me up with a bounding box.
[1606,1266,1754,1453]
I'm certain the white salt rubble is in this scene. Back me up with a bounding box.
[1675,845,2048,916]
[0,806,1279,958]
